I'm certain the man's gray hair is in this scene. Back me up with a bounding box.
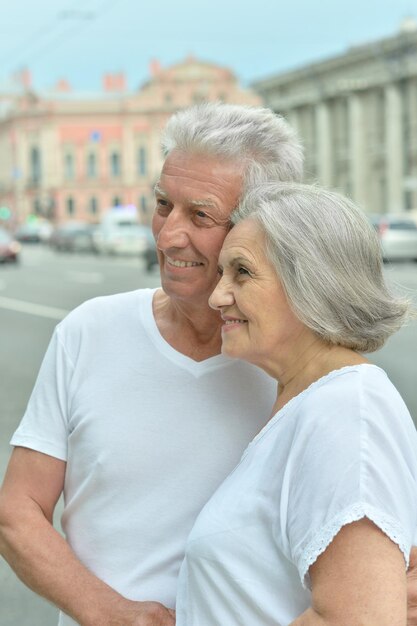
[161,102,304,192]
[232,183,411,353]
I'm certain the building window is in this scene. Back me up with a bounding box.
[30,147,41,184]
[87,152,97,178]
[33,198,42,215]
[140,195,147,214]
[110,151,121,177]
[404,189,414,211]
[379,176,387,214]
[66,196,75,216]
[137,146,147,176]
[89,196,98,215]
[112,196,122,207]
[192,92,205,104]
[64,153,75,180]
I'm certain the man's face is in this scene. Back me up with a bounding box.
[152,150,243,305]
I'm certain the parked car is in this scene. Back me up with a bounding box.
[144,231,159,271]
[93,223,153,256]
[369,214,417,262]
[50,222,98,253]
[15,219,53,243]
[0,227,21,263]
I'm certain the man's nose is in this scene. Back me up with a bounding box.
[157,209,189,250]
[209,276,234,310]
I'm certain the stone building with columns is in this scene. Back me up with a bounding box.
[0,58,260,227]
[253,21,417,214]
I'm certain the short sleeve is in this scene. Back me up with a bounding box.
[10,325,74,461]
[283,369,417,589]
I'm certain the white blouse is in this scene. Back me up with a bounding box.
[176,364,417,626]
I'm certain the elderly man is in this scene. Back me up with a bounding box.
[0,103,415,626]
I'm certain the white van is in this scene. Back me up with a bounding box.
[94,206,152,256]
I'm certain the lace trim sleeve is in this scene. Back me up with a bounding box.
[298,502,410,590]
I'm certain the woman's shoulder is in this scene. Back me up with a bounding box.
[296,363,414,442]
[304,363,390,409]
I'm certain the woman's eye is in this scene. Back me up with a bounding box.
[238,266,250,276]
[196,210,207,218]
[217,266,223,276]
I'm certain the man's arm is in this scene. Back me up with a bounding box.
[290,518,406,626]
[0,447,175,626]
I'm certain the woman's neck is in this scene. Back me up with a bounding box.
[270,341,369,416]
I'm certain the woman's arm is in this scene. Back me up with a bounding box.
[408,547,417,626]
[291,518,406,626]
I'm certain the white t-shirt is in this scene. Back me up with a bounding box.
[176,364,417,626]
[11,288,276,626]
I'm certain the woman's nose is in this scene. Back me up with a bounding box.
[209,276,234,310]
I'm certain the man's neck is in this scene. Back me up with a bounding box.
[152,289,223,361]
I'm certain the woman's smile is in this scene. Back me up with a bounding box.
[221,316,248,332]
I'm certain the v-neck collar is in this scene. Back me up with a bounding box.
[139,289,234,378]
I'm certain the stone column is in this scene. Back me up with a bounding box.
[385,84,404,213]
[349,93,368,209]
[285,109,301,137]
[315,101,332,186]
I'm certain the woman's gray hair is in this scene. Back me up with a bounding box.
[161,102,304,192]
[233,182,411,353]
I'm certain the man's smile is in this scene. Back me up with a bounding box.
[165,255,204,268]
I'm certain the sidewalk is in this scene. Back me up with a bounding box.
[0,559,58,626]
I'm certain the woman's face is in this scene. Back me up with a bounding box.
[209,219,306,370]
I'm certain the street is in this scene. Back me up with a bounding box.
[0,245,417,625]
[0,245,160,626]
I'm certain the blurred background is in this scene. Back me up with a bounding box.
[1,0,417,623]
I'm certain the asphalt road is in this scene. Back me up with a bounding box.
[0,245,416,625]
[0,245,160,626]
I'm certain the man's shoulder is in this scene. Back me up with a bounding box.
[58,288,153,334]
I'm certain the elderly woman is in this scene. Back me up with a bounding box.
[175,183,417,626]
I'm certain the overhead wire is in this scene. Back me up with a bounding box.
[0,0,88,70]
[0,0,127,79]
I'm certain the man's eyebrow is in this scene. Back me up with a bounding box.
[154,185,218,210]
[154,183,167,197]
[189,198,217,209]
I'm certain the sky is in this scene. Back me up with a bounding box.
[0,0,416,93]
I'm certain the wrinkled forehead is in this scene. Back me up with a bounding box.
[220,218,264,259]
[225,217,262,240]
[159,150,244,199]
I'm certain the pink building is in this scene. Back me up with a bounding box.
[0,58,261,227]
